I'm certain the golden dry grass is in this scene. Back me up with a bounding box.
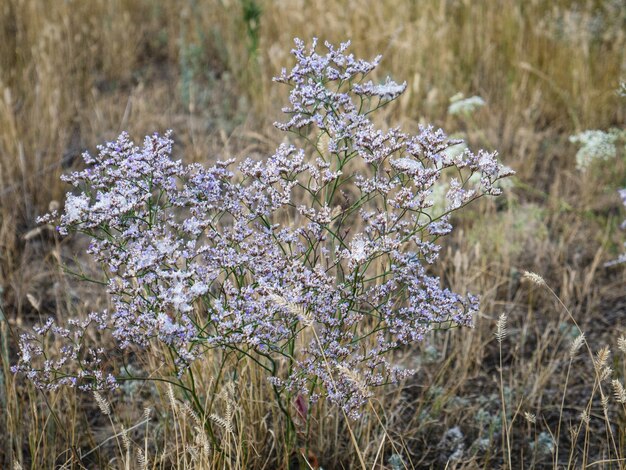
[0,0,625,468]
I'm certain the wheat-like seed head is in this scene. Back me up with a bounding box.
[270,293,313,326]
[600,366,613,382]
[167,384,178,412]
[524,411,536,424]
[568,425,577,442]
[13,461,23,470]
[225,383,235,427]
[522,271,545,286]
[121,425,131,453]
[570,333,585,358]
[225,400,233,431]
[186,444,199,462]
[93,391,111,416]
[337,364,370,397]
[182,402,202,427]
[317,132,331,160]
[495,313,507,343]
[208,383,236,434]
[136,449,148,470]
[209,413,233,433]
[194,426,211,456]
[612,379,626,404]
[601,395,610,414]
[579,409,590,425]
[594,346,611,372]
[617,336,626,355]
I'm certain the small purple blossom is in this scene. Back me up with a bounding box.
[353,76,407,100]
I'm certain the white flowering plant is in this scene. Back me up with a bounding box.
[13,39,513,449]
[569,129,625,172]
[571,84,626,266]
[447,93,486,117]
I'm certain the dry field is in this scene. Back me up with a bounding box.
[0,0,625,468]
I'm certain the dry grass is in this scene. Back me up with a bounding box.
[1,0,625,468]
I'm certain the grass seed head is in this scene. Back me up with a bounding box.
[522,271,545,286]
[93,391,111,416]
[570,333,586,358]
[612,379,626,404]
[524,411,536,424]
[495,313,508,343]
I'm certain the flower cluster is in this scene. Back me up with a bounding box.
[606,188,626,267]
[13,39,513,420]
[448,93,486,116]
[569,129,624,171]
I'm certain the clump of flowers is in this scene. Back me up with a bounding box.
[448,93,486,116]
[569,129,624,171]
[606,188,626,267]
[13,39,512,431]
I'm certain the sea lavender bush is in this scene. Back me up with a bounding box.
[13,39,512,438]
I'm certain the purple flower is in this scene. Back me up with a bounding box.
[14,38,513,420]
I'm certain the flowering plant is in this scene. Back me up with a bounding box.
[606,188,626,266]
[13,39,512,440]
[569,129,625,172]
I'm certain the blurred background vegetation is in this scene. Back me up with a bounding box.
[0,0,624,468]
